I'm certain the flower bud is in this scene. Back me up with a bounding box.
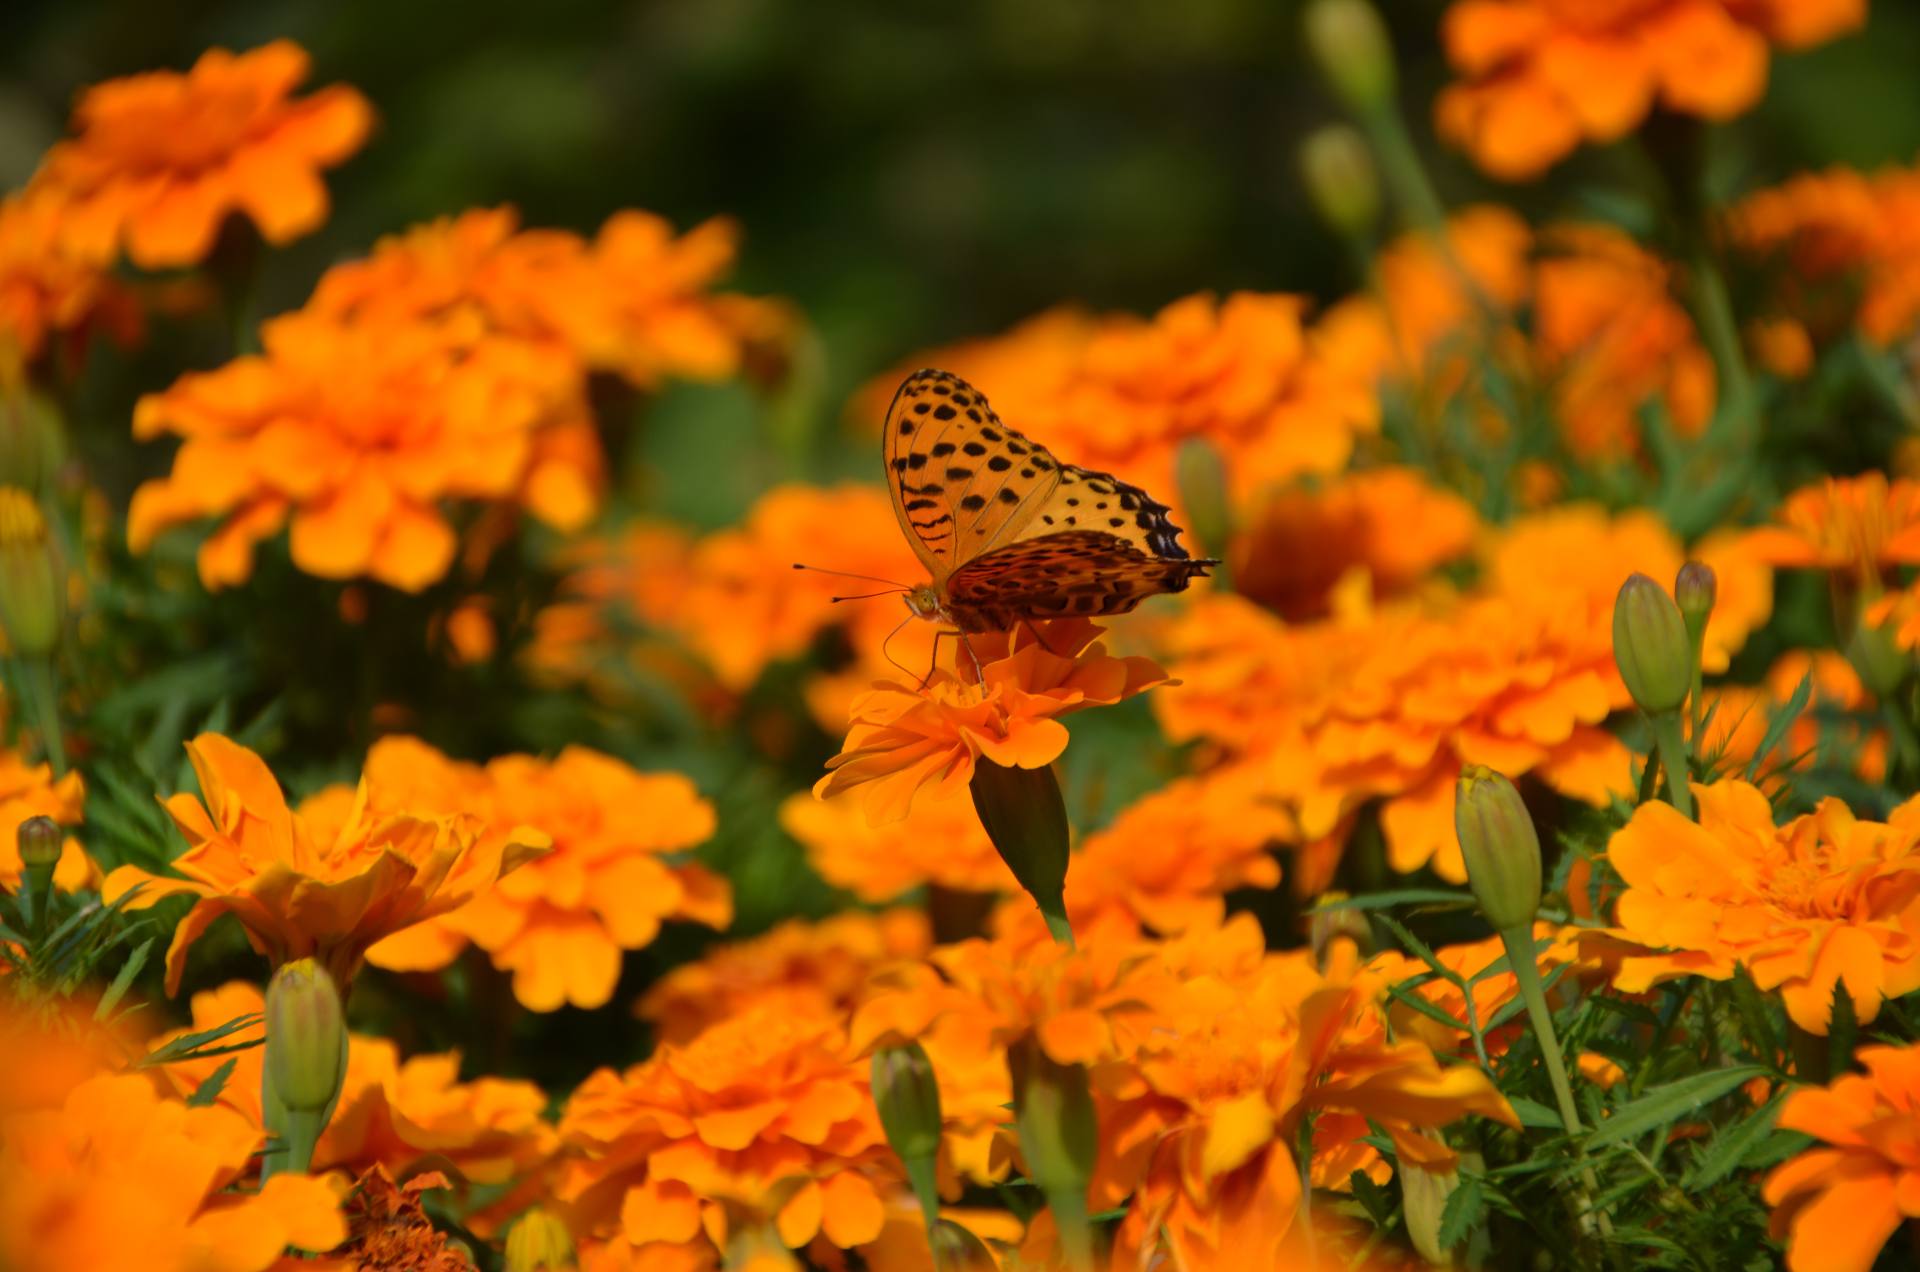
[0,488,60,657]
[1612,572,1690,715]
[1399,1161,1460,1265]
[873,1041,944,1163]
[504,1207,576,1272]
[1309,894,1371,976]
[0,383,65,492]
[1455,766,1542,934]
[1847,609,1911,697]
[17,814,61,869]
[265,959,346,1114]
[929,1218,999,1271]
[1304,0,1396,113]
[1299,125,1381,238]
[1174,438,1233,564]
[1674,561,1716,647]
[969,758,1072,944]
[1009,1037,1097,1198]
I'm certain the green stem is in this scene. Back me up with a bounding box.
[1355,104,1447,234]
[1650,711,1693,820]
[1501,925,1612,1239]
[903,1153,940,1231]
[26,657,63,777]
[1040,901,1076,950]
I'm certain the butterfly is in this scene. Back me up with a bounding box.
[883,368,1215,635]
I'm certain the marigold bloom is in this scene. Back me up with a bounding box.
[324,1166,467,1271]
[153,981,556,1191]
[1435,0,1865,180]
[637,909,932,1045]
[0,1072,344,1271]
[1743,471,1920,586]
[1360,922,1595,1060]
[0,747,91,894]
[780,789,1013,903]
[29,40,372,269]
[353,737,728,1011]
[859,292,1377,510]
[817,619,1171,823]
[1765,1043,1920,1272]
[1702,650,1886,786]
[1608,779,1920,1033]
[100,733,548,993]
[555,1005,898,1267]
[0,193,140,366]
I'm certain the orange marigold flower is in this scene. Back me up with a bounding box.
[100,733,548,993]
[637,909,932,1045]
[780,789,1012,903]
[1765,1042,1920,1272]
[1703,650,1886,786]
[1318,207,1718,463]
[29,40,372,269]
[816,619,1171,823]
[1231,467,1478,622]
[555,1005,898,1267]
[860,292,1377,509]
[1607,779,1920,1033]
[1435,0,1864,181]
[1743,471,1920,585]
[353,737,728,1011]
[153,981,556,1192]
[0,747,91,894]
[325,1166,467,1271]
[128,307,583,591]
[0,193,140,367]
[1730,158,1920,348]
[0,1071,344,1271]
[1359,922,1596,1061]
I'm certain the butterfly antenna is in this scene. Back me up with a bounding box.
[793,563,913,589]
[830,589,904,603]
[878,613,918,682]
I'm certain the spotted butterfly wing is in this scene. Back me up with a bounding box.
[884,368,1062,583]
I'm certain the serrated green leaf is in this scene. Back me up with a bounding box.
[1587,1065,1767,1148]
[1370,914,1461,988]
[1684,1089,1787,1189]
[1746,674,1812,783]
[1436,1174,1485,1250]
[186,1057,238,1107]
[1384,978,1472,1034]
[93,936,153,1021]
[138,1012,263,1068]
[1349,1169,1394,1227]
[1485,964,1567,1032]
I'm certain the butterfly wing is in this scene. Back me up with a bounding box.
[883,369,1063,585]
[945,529,1213,630]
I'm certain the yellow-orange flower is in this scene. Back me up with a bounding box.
[128,308,581,591]
[352,737,729,1011]
[0,748,92,894]
[0,193,139,366]
[100,733,547,993]
[1765,1042,1920,1272]
[1435,0,1864,181]
[1318,207,1718,463]
[1359,921,1598,1061]
[1744,471,1920,585]
[0,1072,344,1271]
[1703,650,1886,786]
[637,909,932,1045]
[28,40,372,269]
[153,981,556,1192]
[1730,158,1920,348]
[1607,779,1920,1033]
[860,291,1377,510]
[320,1166,467,1272]
[554,1005,898,1267]
[780,788,1013,903]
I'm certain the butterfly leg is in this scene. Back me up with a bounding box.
[920,629,952,689]
[957,631,986,685]
[1017,618,1069,657]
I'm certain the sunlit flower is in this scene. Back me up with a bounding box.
[1743,471,1920,587]
[1607,779,1920,1033]
[1435,0,1864,180]
[1731,158,1920,349]
[1765,1042,1920,1272]
[128,308,581,591]
[637,909,932,1045]
[817,619,1172,823]
[1231,467,1478,621]
[153,981,556,1192]
[28,40,372,269]
[523,521,706,698]
[1359,922,1596,1060]
[780,789,1012,903]
[0,193,139,367]
[100,733,548,993]
[554,1005,898,1267]
[1318,207,1718,462]
[0,1072,343,1271]
[0,748,91,894]
[354,737,728,1011]
[1702,650,1886,787]
[860,291,1378,509]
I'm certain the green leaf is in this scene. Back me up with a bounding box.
[1828,980,1859,1078]
[1745,674,1812,783]
[1484,965,1568,1032]
[1349,1169,1395,1227]
[1310,889,1475,912]
[1586,1065,1767,1148]
[1384,977,1471,1034]
[1370,914,1460,988]
[93,937,153,1021]
[186,1057,238,1107]
[1436,1174,1485,1251]
[138,1013,263,1068]
[1505,1096,1566,1131]
[1684,1089,1787,1189]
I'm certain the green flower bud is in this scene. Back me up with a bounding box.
[1673,561,1717,644]
[504,1207,576,1272]
[929,1218,998,1271]
[1455,766,1542,934]
[1308,893,1371,973]
[873,1041,944,1225]
[17,814,61,869]
[265,959,346,1114]
[969,758,1072,945]
[1612,572,1690,715]
[1008,1035,1097,1207]
[1174,438,1233,564]
[0,384,65,493]
[1299,125,1381,238]
[0,488,60,657]
[1304,0,1396,113]
[1846,610,1911,697]
[1399,1161,1461,1265]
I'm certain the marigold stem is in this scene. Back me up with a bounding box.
[26,656,64,777]
[1650,711,1693,821]
[1353,103,1446,234]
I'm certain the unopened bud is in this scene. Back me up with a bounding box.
[1309,894,1371,976]
[969,758,1072,944]
[929,1218,999,1271]
[1674,561,1716,647]
[1612,573,1690,715]
[0,488,60,657]
[872,1042,944,1163]
[1399,1161,1461,1265]
[504,1207,576,1272]
[1455,766,1542,934]
[265,959,346,1114]
[17,814,61,868]
[1299,125,1381,238]
[1847,610,1911,697]
[1304,0,1396,113]
[1008,1037,1097,1203]
[0,384,64,492]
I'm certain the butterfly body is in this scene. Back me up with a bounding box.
[885,368,1215,634]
